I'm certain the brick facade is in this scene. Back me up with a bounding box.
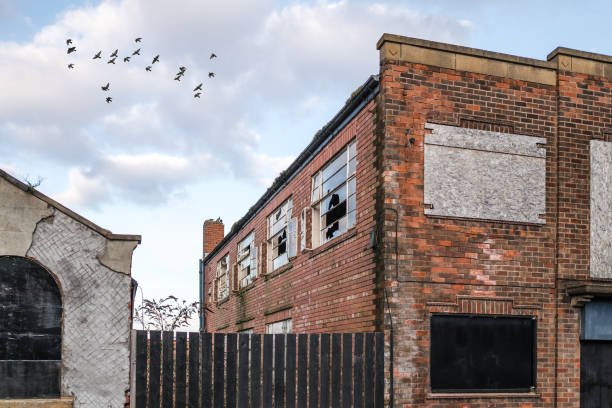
[202,35,612,407]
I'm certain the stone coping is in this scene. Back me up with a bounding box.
[0,398,73,408]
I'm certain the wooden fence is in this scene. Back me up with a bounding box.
[131,331,385,407]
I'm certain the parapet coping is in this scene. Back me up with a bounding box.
[0,168,141,243]
[377,34,612,84]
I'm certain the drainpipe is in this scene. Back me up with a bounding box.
[199,259,205,331]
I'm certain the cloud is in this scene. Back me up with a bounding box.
[1,0,473,209]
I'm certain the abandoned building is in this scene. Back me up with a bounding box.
[0,169,140,407]
[200,34,612,407]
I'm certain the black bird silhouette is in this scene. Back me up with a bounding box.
[193,83,203,92]
[106,97,112,103]
[152,55,159,64]
[124,56,130,62]
[135,37,142,43]
[108,58,116,64]
[174,75,181,81]
[194,92,201,98]
[210,53,217,59]
[67,47,76,54]
[66,39,72,45]
[93,51,102,59]
[132,48,141,56]
[68,63,74,69]
[101,83,110,91]
[208,72,215,78]
[145,66,152,71]
[179,66,186,72]
[110,49,118,58]
[175,71,184,78]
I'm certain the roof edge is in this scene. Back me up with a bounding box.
[547,46,612,64]
[204,75,379,264]
[0,168,142,243]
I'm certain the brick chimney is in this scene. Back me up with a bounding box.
[203,219,224,258]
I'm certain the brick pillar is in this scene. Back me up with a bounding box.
[203,219,224,258]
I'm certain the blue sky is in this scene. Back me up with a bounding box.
[1,0,611,329]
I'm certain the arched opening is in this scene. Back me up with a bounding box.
[0,256,61,398]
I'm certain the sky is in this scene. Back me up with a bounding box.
[2,0,612,329]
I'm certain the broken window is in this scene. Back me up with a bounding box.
[311,140,356,246]
[268,198,292,271]
[215,254,230,301]
[266,318,292,334]
[237,232,257,288]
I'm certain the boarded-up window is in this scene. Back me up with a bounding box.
[424,123,546,224]
[215,254,230,301]
[590,140,612,278]
[267,198,292,271]
[266,318,292,334]
[237,232,257,288]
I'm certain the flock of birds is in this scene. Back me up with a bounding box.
[65,37,217,103]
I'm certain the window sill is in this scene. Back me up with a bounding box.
[307,228,358,259]
[265,263,293,281]
[427,392,539,399]
[216,296,230,306]
[234,277,258,294]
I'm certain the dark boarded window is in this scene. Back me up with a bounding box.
[0,256,62,398]
[430,314,536,393]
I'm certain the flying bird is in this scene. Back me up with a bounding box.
[193,83,203,92]
[132,48,141,56]
[67,47,76,54]
[175,71,184,78]
[124,56,131,62]
[145,66,152,71]
[101,82,110,91]
[68,63,74,69]
[108,58,116,64]
[208,72,215,78]
[179,66,186,72]
[93,51,102,59]
[110,49,118,58]
[66,39,72,45]
[194,92,201,98]
[135,37,142,43]
[174,75,181,81]
[152,55,159,64]
[210,53,217,59]
[106,97,112,103]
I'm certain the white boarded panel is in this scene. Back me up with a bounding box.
[591,140,612,278]
[424,123,546,224]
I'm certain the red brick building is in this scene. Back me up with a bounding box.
[201,34,612,407]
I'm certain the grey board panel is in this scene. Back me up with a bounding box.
[424,125,546,224]
[590,140,612,278]
[0,360,61,398]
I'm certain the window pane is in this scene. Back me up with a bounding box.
[322,165,347,196]
[348,194,356,212]
[348,210,356,228]
[321,185,347,216]
[348,177,356,195]
[349,141,356,159]
[348,157,356,175]
[322,214,348,243]
[322,201,346,228]
[322,151,347,183]
[273,253,288,270]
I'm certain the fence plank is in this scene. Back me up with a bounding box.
[134,331,147,408]
[274,334,286,408]
[320,334,330,408]
[262,334,273,407]
[251,334,261,408]
[214,333,225,408]
[331,334,341,408]
[285,334,296,408]
[149,331,161,408]
[162,331,174,408]
[364,333,374,408]
[226,333,237,408]
[175,332,187,407]
[188,332,199,408]
[308,334,319,408]
[201,333,212,408]
[297,334,308,408]
[238,334,249,408]
[375,332,384,408]
[342,333,352,408]
[353,333,363,408]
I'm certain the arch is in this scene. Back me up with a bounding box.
[0,256,62,398]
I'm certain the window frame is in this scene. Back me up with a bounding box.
[266,318,293,334]
[311,140,357,247]
[429,313,537,394]
[215,253,230,301]
[267,197,293,271]
[237,231,256,289]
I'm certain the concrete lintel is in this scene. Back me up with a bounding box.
[0,398,74,408]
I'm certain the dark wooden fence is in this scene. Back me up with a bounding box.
[131,330,385,407]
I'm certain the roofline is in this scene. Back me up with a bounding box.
[0,168,142,243]
[203,75,379,264]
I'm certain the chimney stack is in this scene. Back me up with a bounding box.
[203,218,224,258]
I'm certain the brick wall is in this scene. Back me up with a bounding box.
[203,99,379,334]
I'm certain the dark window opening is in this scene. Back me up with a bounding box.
[430,314,536,393]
